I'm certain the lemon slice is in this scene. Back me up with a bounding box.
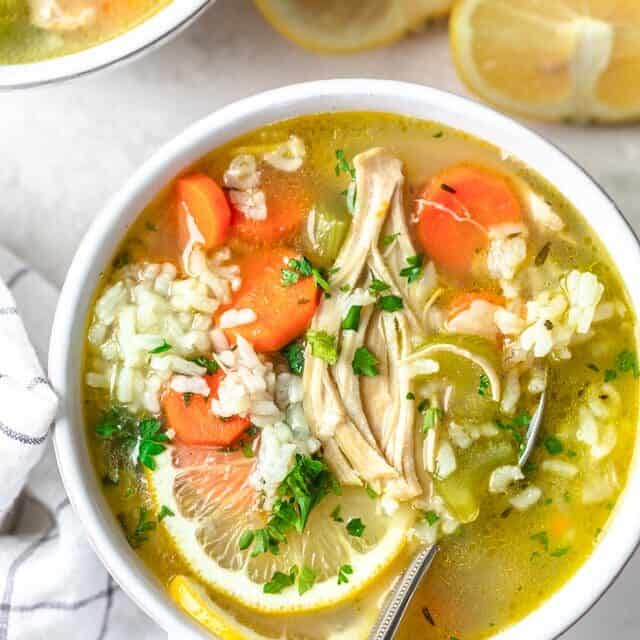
[150,445,414,614]
[170,575,263,640]
[450,0,640,122]
[254,0,452,54]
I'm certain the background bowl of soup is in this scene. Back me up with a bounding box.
[0,0,210,89]
[49,79,640,640]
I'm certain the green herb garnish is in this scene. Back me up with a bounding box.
[544,435,563,455]
[368,278,390,295]
[425,511,439,526]
[530,531,549,551]
[125,507,156,548]
[149,340,172,354]
[282,341,305,376]
[157,505,175,522]
[478,373,490,397]
[400,254,424,284]
[376,295,404,312]
[381,233,400,247]
[337,564,353,585]
[306,330,338,365]
[346,518,365,537]
[352,346,379,377]
[190,356,219,374]
[331,505,344,523]
[342,305,362,331]
[297,566,316,595]
[264,567,297,594]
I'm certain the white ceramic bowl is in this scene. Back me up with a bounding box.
[49,79,640,640]
[0,0,210,90]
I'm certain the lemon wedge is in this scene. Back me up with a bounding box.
[150,446,414,614]
[254,0,451,54]
[450,0,640,122]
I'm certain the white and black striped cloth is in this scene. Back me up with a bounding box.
[0,247,161,640]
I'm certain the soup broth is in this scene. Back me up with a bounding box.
[0,0,170,64]
[83,112,638,639]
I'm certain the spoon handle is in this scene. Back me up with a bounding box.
[368,545,438,640]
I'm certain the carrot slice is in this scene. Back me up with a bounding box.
[220,247,319,352]
[163,372,250,446]
[416,164,523,275]
[176,173,231,250]
[448,291,506,320]
[230,169,310,245]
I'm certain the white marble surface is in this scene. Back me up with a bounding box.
[1,0,639,637]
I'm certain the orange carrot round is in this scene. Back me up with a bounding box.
[163,372,251,447]
[230,169,310,245]
[416,164,523,275]
[176,173,231,250]
[220,247,319,352]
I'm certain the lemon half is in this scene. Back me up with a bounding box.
[451,0,640,122]
[254,0,451,54]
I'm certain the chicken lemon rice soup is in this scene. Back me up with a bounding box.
[0,0,169,64]
[84,113,638,639]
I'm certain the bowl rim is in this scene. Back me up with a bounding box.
[49,79,640,640]
[0,0,211,90]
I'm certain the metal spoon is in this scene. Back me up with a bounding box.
[518,369,548,467]
[369,374,547,639]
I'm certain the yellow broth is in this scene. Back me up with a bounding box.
[0,1,170,64]
[84,112,638,639]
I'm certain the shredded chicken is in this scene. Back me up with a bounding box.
[303,148,436,500]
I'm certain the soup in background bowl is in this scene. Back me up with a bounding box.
[0,0,209,88]
[49,81,640,640]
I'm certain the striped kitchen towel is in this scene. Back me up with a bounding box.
[0,247,160,640]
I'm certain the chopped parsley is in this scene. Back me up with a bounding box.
[331,505,344,523]
[137,418,171,470]
[190,356,219,374]
[365,484,379,499]
[297,566,317,595]
[282,341,305,375]
[381,233,400,247]
[281,256,330,294]
[368,277,390,295]
[400,254,424,284]
[604,369,618,382]
[586,363,600,372]
[496,411,530,452]
[95,408,169,472]
[335,149,356,179]
[352,346,379,377]
[238,530,255,551]
[425,510,439,526]
[157,505,175,522]
[240,455,338,557]
[616,349,640,378]
[337,564,354,585]
[346,518,365,537]
[123,507,156,548]
[544,435,563,455]
[550,546,571,557]
[306,330,338,365]
[281,268,300,286]
[342,305,362,331]
[477,373,490,397]
[242,442,255,458]
[376,295,404,312]
[264,567,297,594]
[530,531,549,551]
[422,407,442,433]
[406,392,415,400]
[149,340,172,354]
